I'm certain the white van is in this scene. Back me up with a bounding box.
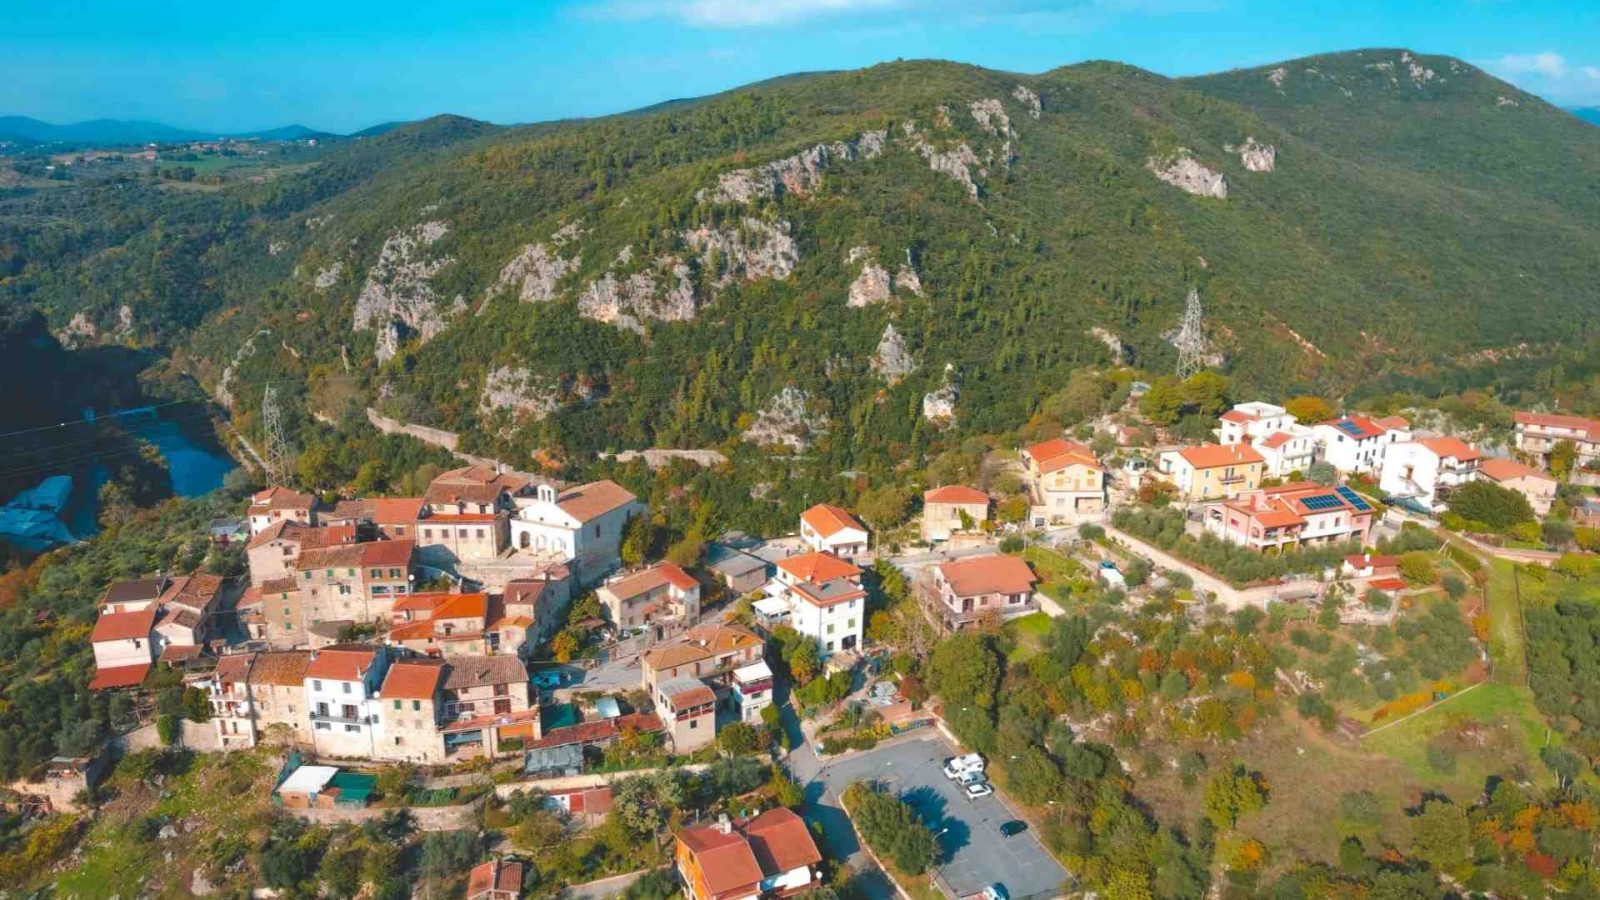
[942,753,985,780]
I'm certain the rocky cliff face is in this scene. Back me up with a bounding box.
[479,365,599,431]
[741,386,828,450]
[577,257,696,333]
[313,261,343,291]
[871,323,917,384]
[1228,137,1277,172]
[1012,85,1042,119]
[969,98,1013,137]
[1147,151,1229,199]
[496,243,580,303]
[904,121,984,198]
[681,217,799,286]
[703,131,886,204]
[922,364,959,425]
[353,221,455,361]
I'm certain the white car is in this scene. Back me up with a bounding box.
[964,782,994,799]
[943,753,985,780]
[958,769,987,787]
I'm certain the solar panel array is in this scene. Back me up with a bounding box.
[1300,494,1344,511]
[1335,486,1372,511]
[1335,420,1364,437]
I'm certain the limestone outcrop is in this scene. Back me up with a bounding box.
[703,131,887,204]
[577,257,696,333]
[1147,151,1228,199]
[742,386,827,451]
[681,218,799,286]
[1227,138,1277,172]
[353,221,454,361]
[1012,85,1042,119]
[872,324,918,384]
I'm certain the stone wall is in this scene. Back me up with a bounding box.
[366,407,460,452]
[286,796,484,831]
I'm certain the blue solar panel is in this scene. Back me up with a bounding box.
[1335,485,1372,511]
[1300,494,1343,511]
[1335,420,1363,437]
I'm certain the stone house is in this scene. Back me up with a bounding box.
[921,485,989,542]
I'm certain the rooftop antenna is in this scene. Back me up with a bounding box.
[1175,288,1206,379]
[261,384,291,486]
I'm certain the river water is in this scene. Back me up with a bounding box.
[62,416,237,539]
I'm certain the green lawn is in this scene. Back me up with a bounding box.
[1004,611,1053,661]
[1022,545,1085,603]
[1486,559,1528,682]
[1362,681,1554,797]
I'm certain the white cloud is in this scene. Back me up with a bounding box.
[1486,51,1600,105]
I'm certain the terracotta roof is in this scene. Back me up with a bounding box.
[1318,415,1388,441]
[924,485,989,505]
[247,519,307,549]
[443,656,527,690]
[744,807,823,876]
[1219,409,1256,424]
[1514,410,1600,433]
[526,712,664,750]
[100,577,167,607]
[1415,436,1481,462]
[1260,431,1295,450]
[1022,438,1101,474]
[657,676,717,709]
[248,651,313,686]
[331,497,425,524]
[252,487,316,510]
[89,663,151,690]
[602,564,698,602]
[775,551,861,584]
[1373,415,1411,431]
[424,513,501,523]
[163,573,224,613]
[294,539,414,571]
[936,555,1038,597]
[381,660,445,700]
[801,504,867,539]
[555,480,638,523]
[1223,496,1305,529]
[434,593,490,621]
[1370,578,1408,592]
[261,576,299,594]
[92,606,159,643]
[305,646,380,681]
[1174,443,1265,469]
[1346,554,1400,570]
[360,540,415,567]
[467,859,524,898]
[502,579,554,610]
[642,623,763,672]
[1480,457,1555,483]
[678,825,765,898]
[214,653,255,683]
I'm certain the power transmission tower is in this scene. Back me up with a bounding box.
[261,385,290,485]
[1175,288,1207,379]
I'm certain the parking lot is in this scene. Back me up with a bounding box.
[811,734,1068,900]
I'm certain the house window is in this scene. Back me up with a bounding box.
[412,700,421,711]
[422,528,432,539]
[394,526,406,536]
[389,568,402,578]
[594,524,601,537]
[313,680,323,691]
[342,683,352,694]
[476,529,485,539]
[689,719,698,729]
[315,722,331,731]
[344,724,360,733]
[370,569,382,579]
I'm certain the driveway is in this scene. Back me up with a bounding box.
[796,733,1067,900]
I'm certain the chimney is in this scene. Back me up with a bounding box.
[716,813,732,835]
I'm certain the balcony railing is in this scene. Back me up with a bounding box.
[309,710,368,726]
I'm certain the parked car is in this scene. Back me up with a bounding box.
[958,769,987,787]
[981,884,1009,900]
[943,753,985,780]
[964,782,994,799]
[999,820,1027,837]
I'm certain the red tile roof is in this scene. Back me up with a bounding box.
[248,651,313,686]
[1022,438,1101,474]
[679,825,765,898]
[1514,410,1600,433]
[801,503,867,539]
[775,551,861,583]
[1345,554,1400,570]
[1319,415,1388,441]
[602,564,698,601]
[1219,409,1255,424]
[1480,457,1554,483]
[1174,442,1264,469]
[923,485,989,505]
[424,513,500,523]
[525,712,664,750]
[91,606,158,643]
[381,660,445,700]
[1416,436,1480,462]
[678,808,820,898]
[1260,431,1295,450]
[306,646,380,681]
[89,663,151,690]
[252,487,316,510]
[936,555,1038,597]
[744,807,823,876]
[555,480,638,523]
[466,859,524,898]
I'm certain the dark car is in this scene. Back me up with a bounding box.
[999,820,1028,837]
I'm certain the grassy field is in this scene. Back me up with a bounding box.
[1003,611,1053,661]
[1485,559,1528,682]
[1361,681,1554,796]
[1022,545,1085,603]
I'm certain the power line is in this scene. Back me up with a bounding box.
[1175,287,1207,379]
[261,385,291,486]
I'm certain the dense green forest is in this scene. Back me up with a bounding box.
[3,48,1599,501]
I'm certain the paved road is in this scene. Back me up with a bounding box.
[793,732,1067,900]
[564,868,652,900]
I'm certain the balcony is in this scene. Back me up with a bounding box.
[309,709,368,727]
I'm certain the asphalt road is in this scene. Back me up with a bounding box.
[796,733,1067,900]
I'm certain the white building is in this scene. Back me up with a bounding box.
[303,645,391,759]
[1217,402,1316,477]
[1311,415,1411,475]
[798,504,870,558]
[731,660,775,724]
[89,606,159,690]
[766,551,865,655]
[1379,436,1482,513]
[509,481,645,586]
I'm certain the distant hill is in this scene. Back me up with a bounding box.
[1573,107,1600,127]
[5,50,1600,467]
[0,116,342,146]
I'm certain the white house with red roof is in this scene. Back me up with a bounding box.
[303,644,391,759]
[596,563,702,640]
[675,808,822,900]
[931,555,1039,630]
[1203,482,1377,552]
[89,605,160,690]
[510,481,645,585]
[798,504,869,558]
[764,551,865,655]
[1311,415,1411,474]
[248,487,320,535]
[1020,438,1105,525]
[1379,436,1482,512]
[921,485,989,542]
[1217,402,1317,478]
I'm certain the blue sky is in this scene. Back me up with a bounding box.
[3,0,1597,133]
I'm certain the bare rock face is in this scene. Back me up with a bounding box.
[313,261,343,291]
[872,323,918,384]
[742,386,827,451]
[681,218,799,286]
[905,124,983,198]
[1012,85,1042,119]
[268,240,286,257]
[353,221,454,361]
[1088,326,1124,363]
[578,257,696,333]
[56,312,98,348]
[922,364,959,425]
[1268,67,1287,88]
[1399,51,1436,86]
[1496,95,1520,108]
[216,330,263,410]
[848,262,894,308]
[497,242,580,303]
[895,262,924,296]
[1147,151,1228,199]
[479,366,599,429]
[1227,137,1277,172]
[969,98,1012,137]
[704,131,887,204]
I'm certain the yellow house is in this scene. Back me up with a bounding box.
[1157,443,1265,500]
[1020,438,1106,526]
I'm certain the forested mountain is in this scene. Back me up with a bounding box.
[4,48,1600,481]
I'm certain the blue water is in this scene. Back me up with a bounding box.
[61,416,236,539]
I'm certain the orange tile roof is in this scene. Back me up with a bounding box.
[678,827,765,898]
[603,564,698,601]
[92,606,159,643]
[89,663,151,690]
[467,859,524,898]
[1219,409,1256,424]
[381,660,445,700]
[776,551,861,583]
[744,807,823,876]
[1260,431,1295,450]
[252,487,316,510]
[305,646,380,681]
[434,593,490,620]
[1373,415,1411,431]
[924,485,989,505]
[1416,436,1481,462]
[642,623,763,671]
[425,513,500,523]
[936,555,1038,597]
[555,480,638,523]
[801,503,866,539]
[1514,410,1600,433]
[1346,554,1400,570]
[1480,457,1554,483]
[248,651,313,686]
[1318,415,1387,441]
[1223,496,1304,529]
[1023,438,1101,474]
[1175,442,1264,469]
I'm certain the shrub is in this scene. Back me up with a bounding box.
[843,782,937,874]
[1447,481,1535,532]
[1425,743,1458,774]
[1338,790,1382,827]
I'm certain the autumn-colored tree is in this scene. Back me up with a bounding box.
[1284,395,1334,424]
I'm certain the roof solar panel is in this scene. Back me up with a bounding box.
[1336,486,1372,511]
[1335,420,1363,437]
[1301,494,1343,511]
